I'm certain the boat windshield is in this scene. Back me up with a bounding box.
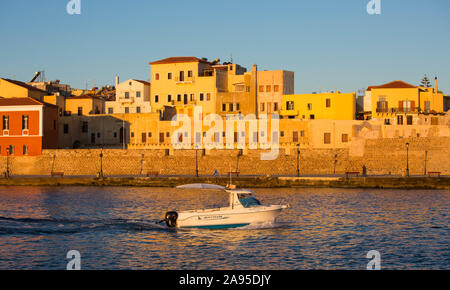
[237,194,261,208]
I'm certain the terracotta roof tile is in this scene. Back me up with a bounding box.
[0,97,43,106]
[149,57,212,65]
[367,80,417,91]
[1,78,48,93]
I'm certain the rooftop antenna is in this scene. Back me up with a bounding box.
[230,53,233,64]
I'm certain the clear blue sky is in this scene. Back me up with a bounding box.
[0,0,449,94]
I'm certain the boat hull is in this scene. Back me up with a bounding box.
[176,205,286,229]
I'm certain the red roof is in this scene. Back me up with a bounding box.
[133,79,150,86]
[1,78,48,93]
[367,80,418,91]
[67,95,103,100]
[0,97,43,106]
[149,57,212,65]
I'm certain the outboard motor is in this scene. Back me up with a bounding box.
[165,211,178,228]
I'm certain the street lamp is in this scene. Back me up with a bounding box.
[99,147,104,178]
[424,150,428,176]
[195,145,199,177]
[5,147,10,178]
[333,154,338,175]
[406,143,410,177]
[296,144,300,177]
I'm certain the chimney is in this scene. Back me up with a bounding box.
[115,75,119,87]
[435,77,438,93]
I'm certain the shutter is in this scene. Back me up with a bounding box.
[399,101,403,112]
[411,101,415,112]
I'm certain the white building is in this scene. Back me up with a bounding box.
[105,76,151,114]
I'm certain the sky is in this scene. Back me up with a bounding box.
[0,0,449,94]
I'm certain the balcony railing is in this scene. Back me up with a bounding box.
[174,76,195,83]
[376,107,418,114]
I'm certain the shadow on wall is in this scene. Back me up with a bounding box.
[58,115,131,149]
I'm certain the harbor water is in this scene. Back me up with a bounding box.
[0,186,448,270]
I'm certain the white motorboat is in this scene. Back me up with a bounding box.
[163,184,289,229]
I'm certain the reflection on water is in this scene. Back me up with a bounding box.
[0,186,448,269]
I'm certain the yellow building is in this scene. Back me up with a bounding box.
[369,79,445,124]
[0,78,48,101]
[149,57,294,118]
[280,92,356,120]
[65,95,104,116]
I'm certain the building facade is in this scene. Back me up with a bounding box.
[280,92,356,120]
[0,97,58,156]
[105,77,150,114]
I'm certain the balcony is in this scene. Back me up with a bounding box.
[174,76,195,84]
[118,96,135,103]
[376,107,418,114]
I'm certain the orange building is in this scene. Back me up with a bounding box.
[0,97,58,156]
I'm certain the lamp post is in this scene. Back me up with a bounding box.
[99,147,104,178]
[424,150,428,176]
[296,144,300,177]
[333,154,338,175]
[195,145,199,177]
[406,143,410,177]
[5,147,10,178]
[236,149,242,177]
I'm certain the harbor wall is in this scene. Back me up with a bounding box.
[1,136,449,177]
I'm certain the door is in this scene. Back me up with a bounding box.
[159,132,165,143]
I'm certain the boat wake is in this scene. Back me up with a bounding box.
[0,216,170,235]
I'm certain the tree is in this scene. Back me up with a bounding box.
[420,74,432,88]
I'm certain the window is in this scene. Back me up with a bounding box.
[166,132,170,137]
[8,145,14,155]
[300,130,305,137]
[155,73,160,80]
[326,99,331,108]
[384,119,391,125]
[287,101,294,110]
[407,115,413,125]
[341,134,348,143]
[63,124,69,134]
[179,71,184,82]
[206,93,211,101]
[266,85,271,92]
[424,101,431,112]
[188,70,193,78]
[310,114,315,120]
[293,131,298,142]
[136,91,141,98]
[148,132,152,137]
[222,104,226,112]
[142,132,147,143]
[177,94,181,102]
[108,108,114,114]
[259,85,264,92]
[168,95,172,102]
[22,115,29,130]
[307,103,312,110]
[260,103,265,112]
[229,103,234,112]
[23,145,28,155]
[78,107,83,116]
[81,122,88,133]
[131,132,134,138]
[114,132,117,138]
[200,93,204,101]
[125,92,130,99]
[236,103,240,111]
[154,95,159,103]
[168,72,172,80]
[273,102,278,111]
[136,107,141,113]
[125,107,129,114]
[274,85,279,92]
[280,131,284,137]
[324,133,331,144]
[397,115,403,125]
[190,94,194,101]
